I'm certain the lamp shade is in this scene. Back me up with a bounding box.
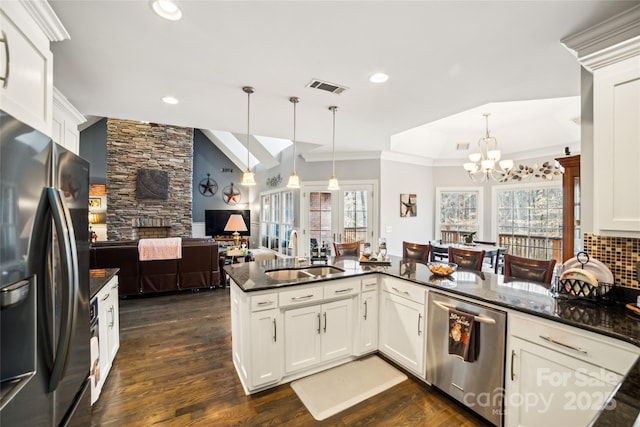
[224,214,248,232]
[88,213,100,224]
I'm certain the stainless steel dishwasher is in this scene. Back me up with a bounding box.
[426,291,506,427]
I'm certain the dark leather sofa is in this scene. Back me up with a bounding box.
[90,238,220,296]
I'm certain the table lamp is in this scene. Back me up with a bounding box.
[224,214,248,247]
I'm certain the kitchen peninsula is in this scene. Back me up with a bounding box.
[226,256,640,427]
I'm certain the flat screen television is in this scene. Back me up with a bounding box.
[205,209,251,237]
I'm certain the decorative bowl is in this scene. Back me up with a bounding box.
[427,262,458,277]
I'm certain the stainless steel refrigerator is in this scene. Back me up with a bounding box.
[0,110,91,426]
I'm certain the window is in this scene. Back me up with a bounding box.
[342,190,369,243]
[494,183,563,263]
[308,192,333,250]
[302,181,377,257]
[436,188,483,243]
[260,189,294,255]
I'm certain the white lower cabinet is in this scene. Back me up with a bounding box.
[284,298,354,373]
[378,277,427,377]
[358,277,378,355]
[231,278,359,394]
[250,309,282,387]
[505,313,639,427]
[94,275,119,403]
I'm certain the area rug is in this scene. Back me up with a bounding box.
[290,356,407,421]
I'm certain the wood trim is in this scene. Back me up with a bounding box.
[556,155,580,262]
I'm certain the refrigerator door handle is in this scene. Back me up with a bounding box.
[30,188,79,392]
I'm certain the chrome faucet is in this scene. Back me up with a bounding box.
[288,229,305,265]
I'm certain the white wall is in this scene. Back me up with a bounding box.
[380,158,434,256]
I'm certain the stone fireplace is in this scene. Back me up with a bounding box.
[106,119,193,240]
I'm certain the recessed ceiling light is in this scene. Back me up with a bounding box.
[369,72,389,83]
[162,96,179,105]
[151,0,182,21]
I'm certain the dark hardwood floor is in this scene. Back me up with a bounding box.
[91,288,491,426]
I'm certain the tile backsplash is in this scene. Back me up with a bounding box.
[583,234,640,288]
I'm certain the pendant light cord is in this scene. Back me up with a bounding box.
[331,106,337,176]
[242,86,254,171]
[293,98,297,173]
[246,90,251,169]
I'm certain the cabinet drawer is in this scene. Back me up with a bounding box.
[250,292,278,311]
[279,285,323,308]
[510,313,639,375]
[381,278,426,304]
[324,280,359,299]
[361,277,378,292]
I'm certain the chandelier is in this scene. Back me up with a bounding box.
[463,113,564,182]
[463,113,514,182]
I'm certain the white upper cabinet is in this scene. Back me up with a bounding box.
[52,87,85,154]
[562,5,640,237]
[0,1,68,136]
[592,55,640,236]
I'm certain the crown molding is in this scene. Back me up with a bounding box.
[21,0,69,42]
[53,87,86,124]
[301,151,382,163]
[561,4,640,70]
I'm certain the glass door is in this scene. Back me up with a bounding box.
[302,182,376,257]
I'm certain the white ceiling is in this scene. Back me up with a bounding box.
[49,0,637,163]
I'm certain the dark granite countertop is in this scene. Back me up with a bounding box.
[225,255,640,426]
[90,268,119,299]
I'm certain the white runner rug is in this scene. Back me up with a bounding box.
[290,356,407,421]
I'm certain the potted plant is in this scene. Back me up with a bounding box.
[463,231,476,245]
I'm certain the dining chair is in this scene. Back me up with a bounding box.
[448,247,485,271]
[429,240,448,262]
[493,246,508,274]
[474,240,498,270]
[333,241,361,257]
[402,241,430,264]
[503,253,556,285]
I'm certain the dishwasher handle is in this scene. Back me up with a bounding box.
[432,300,496,325]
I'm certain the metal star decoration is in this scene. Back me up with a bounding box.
[222,183,241,205]
[198,173,218,197]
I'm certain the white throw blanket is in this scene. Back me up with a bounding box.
[138,237,182,261]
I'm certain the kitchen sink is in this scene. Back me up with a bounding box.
[301,266,344,276]
[265,269,314,280]
[264,266,345,281]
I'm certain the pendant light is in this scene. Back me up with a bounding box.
[240,86,256,186]
[286,96,301,189]
[327,106,340,190]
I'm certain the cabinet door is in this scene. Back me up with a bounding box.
[284,305,321,373]
[321,298,353,362]
[505,336,620,427]
[52,88,83,155]
[593,55,640,235]
[97,287,112,384]
[0,5,53,135]
[359,290,378,354]
[379,291,425,376]
[250,309,282,388]
[106,278,120,362]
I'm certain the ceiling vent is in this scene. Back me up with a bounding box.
[456,143,470,151]
[306,79,348,95]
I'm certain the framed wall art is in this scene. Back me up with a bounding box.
[89,198,102,209]
[400,193,417,217]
